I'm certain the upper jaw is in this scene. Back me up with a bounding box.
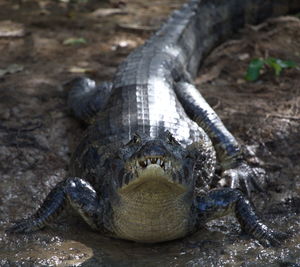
[135,156,174,172]
[118,155,186,192]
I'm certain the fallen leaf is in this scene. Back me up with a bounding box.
[90,8,127,17]
[68,66,94,74]
[0,20,25,37]
[63,37,87,46]
[0,64,24,77]
[117,23,157,32]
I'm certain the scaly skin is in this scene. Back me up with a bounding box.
[7,0,300,246]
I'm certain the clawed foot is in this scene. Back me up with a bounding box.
[221,162,265,196]
[256,229,289,247]
[6,217,42,234]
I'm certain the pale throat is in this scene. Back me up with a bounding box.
[111,165,191,243]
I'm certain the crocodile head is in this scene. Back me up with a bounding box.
[119,131,195,191]
[108,131,197,242]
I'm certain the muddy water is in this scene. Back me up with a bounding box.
[0,0,300,266]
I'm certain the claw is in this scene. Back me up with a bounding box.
[258,229,289,247]
[222,162,265,196]
[249,168,265,193]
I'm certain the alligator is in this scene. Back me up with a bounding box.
[8,0,300,246]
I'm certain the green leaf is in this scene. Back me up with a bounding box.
[265,57,297,76]
[63,37,87,45]
[265,58,282,75]
[277,59,297,68]
[245,58,265,81]
[245,57,298,81]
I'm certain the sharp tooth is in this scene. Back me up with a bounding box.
[144,160,147,166]
[157,159,161,165]
[166,161,171,169]
[147,159,151,165]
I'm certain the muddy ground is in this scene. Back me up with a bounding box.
[0,0,300,266]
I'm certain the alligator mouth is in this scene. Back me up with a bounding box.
[120,156,185,193]
[136,156,173,171]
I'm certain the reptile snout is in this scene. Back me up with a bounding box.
[133,140,171,159]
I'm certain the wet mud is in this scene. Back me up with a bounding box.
[0,0,300,266]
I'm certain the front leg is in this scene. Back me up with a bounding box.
[175,81,262,195]
[7,178,105,233]
[194,188,287,247]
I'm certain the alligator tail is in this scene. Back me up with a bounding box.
[155,0,300,78]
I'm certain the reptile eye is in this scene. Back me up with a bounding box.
[166,131,179,145]
[128,133,141,145]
